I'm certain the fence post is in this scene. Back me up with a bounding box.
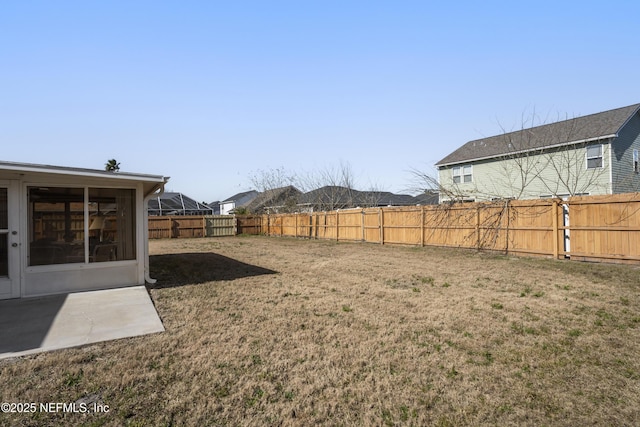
[313,214,317,239]
[421,206,425,247]
[552,200,559,259]
[362,209,365,242]
[336,211,339,242]
[295,213,298,238]
[379,208,384,245]
[476,206,481,249]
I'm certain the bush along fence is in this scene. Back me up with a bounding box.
[233,193,640,264]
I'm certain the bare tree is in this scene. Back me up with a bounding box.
[432,110,610,203]
[358,179,390,208]
[247,167,300,214]
[249,166,297,193]
[487,112,609,199]
[406,165,467,202]
[297,161,359,211]
[409,109,614,255]
[249,162,402,212]
[249,163,360,212]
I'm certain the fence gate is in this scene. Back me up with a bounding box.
[205,215,236,237]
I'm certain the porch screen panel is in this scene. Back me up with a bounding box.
[28,187,85,266]
[0,189,7,276]
[89,188,136,263]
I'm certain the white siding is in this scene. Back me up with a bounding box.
[220,201,235,215]
[24,262,139,297]
[0,168,155,298]
[612,114,640,193]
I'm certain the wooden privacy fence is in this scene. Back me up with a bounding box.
[148,215,236,239]
[236,215,263,235]
[235,193,640,264]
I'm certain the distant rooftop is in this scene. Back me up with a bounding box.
[148,192,214,216]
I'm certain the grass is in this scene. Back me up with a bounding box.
[2,235,640,425]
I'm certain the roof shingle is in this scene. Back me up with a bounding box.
[436,103,640,166]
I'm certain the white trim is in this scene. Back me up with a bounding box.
[26,259,137,274]
[452,166,461,183]
[463,164,473,183]
[143,182,165,284]
[0,180,21,299]
[452,164,473,183]
[0,161,165,183]
[24,180,157,192]
[613,104,640,134]
[84,187,90,263]
[586,144,604,169]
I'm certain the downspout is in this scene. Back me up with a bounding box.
[144,178,169,284]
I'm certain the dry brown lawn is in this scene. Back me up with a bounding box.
[2,235,640,426]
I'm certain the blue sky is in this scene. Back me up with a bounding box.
[2,1,639,203]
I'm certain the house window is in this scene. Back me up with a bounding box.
[28,187,136,266]
[586,145,603,169]
[452,165,472,183]
[634,149,639,174]
[29,187,85,266]
[463,165,473,182]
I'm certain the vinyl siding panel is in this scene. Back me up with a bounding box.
[612,113,640,193]
[439,144,612,202]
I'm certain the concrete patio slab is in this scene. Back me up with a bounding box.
[0,286,164,360]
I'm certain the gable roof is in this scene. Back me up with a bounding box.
[245,185,302,213]
[221,190,259,206]
[412,191,439,205]
[298,186,355,207]
[436,103,640,167]
[298,186,417,209]
[372,191,417,206]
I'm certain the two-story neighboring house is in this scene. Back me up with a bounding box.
[436,103,640,202]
